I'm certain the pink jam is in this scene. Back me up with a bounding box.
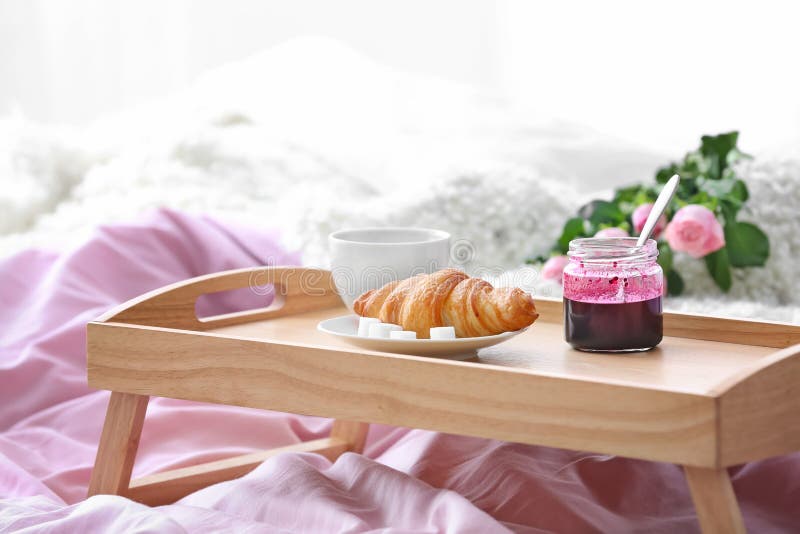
[563,238,663,352]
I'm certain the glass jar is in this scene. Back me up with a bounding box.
[563,237,663,352]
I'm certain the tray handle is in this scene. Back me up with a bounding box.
[97,266,342,330]
[713,342,800,466]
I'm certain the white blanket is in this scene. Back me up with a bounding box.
[1,37,797,322]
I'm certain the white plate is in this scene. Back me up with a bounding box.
[317,314,529,358]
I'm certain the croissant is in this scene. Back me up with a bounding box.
[353,268,539,338]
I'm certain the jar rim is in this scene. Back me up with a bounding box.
[568,237,658,264]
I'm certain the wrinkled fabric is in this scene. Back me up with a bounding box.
[1,209,798,533]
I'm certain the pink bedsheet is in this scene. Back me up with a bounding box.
[1,209,798,533]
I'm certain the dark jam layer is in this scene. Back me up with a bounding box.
[565,297,663,352]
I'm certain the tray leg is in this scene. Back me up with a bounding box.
[684,466,745,534]
[331,420,369,454]
[87,392,149,498]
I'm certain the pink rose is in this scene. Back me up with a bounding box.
[594,227,629,238]
[632,203,667,239]
[541,255,569,284]
[664,205,725,258]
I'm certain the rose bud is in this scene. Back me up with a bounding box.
[632,203,667,239]
[594,227,629,238]
[541,255,570,284]
[664,205,725,258]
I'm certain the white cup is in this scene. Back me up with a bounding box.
[329,227,451,310]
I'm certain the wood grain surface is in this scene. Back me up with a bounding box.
[125,438,349,506]
[684,466,746,534]
[87,392,149,497]
[99,266,341,331]
[210,305,775,396]
[88,321,719,467]
[714,344,800,466]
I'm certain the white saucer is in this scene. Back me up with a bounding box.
[317,314,528,358]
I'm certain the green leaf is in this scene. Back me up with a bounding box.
[684,152,713,178]
[725,221,770,267]
[676,175,700,199]
[719,200,739,225]
[700,131,739,177]
[613,185,658,219]
[731,179,749,202]
[656,164,679,184]
[657,242,673,272]
[635,188,657,205]
[704,248,732,292]
[727,148,752,166]
[697,176,737,197]
[578,200,625,226]
[557,217,586,254]
[687,190,718,212]
[695,176,748,213]
[613,184,644,203]
[666,269,684,296]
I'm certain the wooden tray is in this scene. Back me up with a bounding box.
[86,267,800,533]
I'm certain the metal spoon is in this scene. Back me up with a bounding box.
[636,174,680,247]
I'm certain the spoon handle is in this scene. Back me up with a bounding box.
[637,174,680,247]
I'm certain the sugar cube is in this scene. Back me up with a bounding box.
[429,326,456,340]
[389,330,417,340]
[357,317,380,337]
[368,322,401,339]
